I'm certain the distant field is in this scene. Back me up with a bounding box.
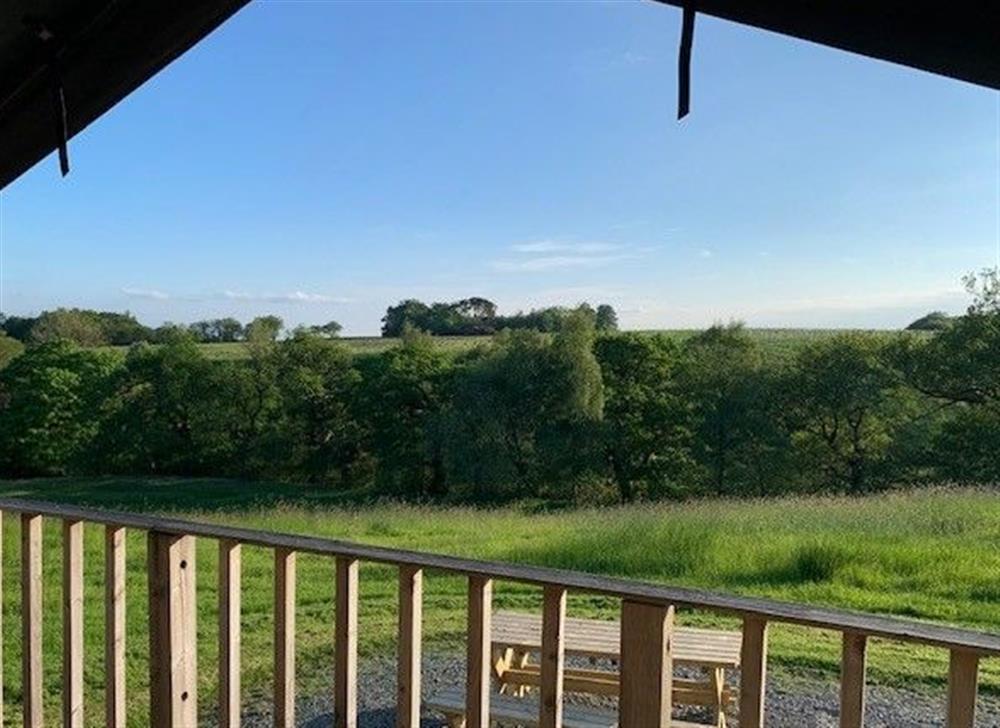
[101,328,910,361]
[0,478,996,725]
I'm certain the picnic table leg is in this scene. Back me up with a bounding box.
[711,667,727,728]
[493,647,514,693]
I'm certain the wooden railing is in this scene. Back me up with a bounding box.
[0,497,997,728]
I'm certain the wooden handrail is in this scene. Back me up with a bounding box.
[1,497,997,656]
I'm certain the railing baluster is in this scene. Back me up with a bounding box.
[274,547,297,728]
[465,575,493,728]
[397,566,422,728]
[106,525,127,728]
[619,600,673,728]
[63,519,85,728]
[22,513,43,728]
[946,649,979,728]
[839,632,867,728]
[539,585,567,728]
[740,617,769,728]
[148,532,198,728]
[335,556,359,728]
[219,540,242,728]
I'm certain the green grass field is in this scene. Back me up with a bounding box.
[0,478,996,725]
[99,328,912,362]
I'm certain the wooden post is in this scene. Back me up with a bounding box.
[274,548,297,728]
[335,557,359,728]
[22,513,43,728]
[219,540,242,728]
[148,532,198,728]
[839,632,867,728]
[539,586,567,728]
[466,576,493,728]
[63,519,85,728]
[739,617,769,728]
[397,566,422,728]
[619,600,673,728]
[946,649,979,728]
[106,526,127,728]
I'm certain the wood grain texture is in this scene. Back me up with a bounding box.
[739,617,768,728]
[1,497,994,656]
[839,632,867,728]
[619,600,673,728]
[539,586,567,728]
[274,548,297,728]
[106,526,127,728]
[946,649,979,728]
[335,557,359,728]
[465,576,493,728]
[148,532,198,728]
[397,566,422,728]
[219,540,242,728]
[21,513,43,728]
[63,520,85,728]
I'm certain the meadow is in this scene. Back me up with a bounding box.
[103,328,910,362]
[0,478,996,725]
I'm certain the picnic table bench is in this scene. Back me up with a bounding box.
[490,611,742,728]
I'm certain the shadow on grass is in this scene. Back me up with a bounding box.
[0,475,372,513]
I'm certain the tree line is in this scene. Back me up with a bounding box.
[381,298,619,336]
[1,272,996,503]
[0,309,342,346]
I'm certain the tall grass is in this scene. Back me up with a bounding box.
[0,481,996,725]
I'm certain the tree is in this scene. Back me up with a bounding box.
[445,312,603,498]
[785,333,901,491]
[680,323,786,495]
[29,309,106,346]
[0,341,119,475]
[906,311,952,331]
[0,313,37,342]
[0,332,24,369]
[382,300,431,337]
[359,327,450,496]
[90,339,221,474]
[246,315,283,342]
[595,304,619,332]
[273,334,365,484]
[595,333,692,502]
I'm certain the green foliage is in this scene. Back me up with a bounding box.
[0,341,118,475]
[3,275,1000,499]
[380,297,619,337]
[0,332,23,369]
[785,333,902,491]
[906,311,953,331]
[595,333,692,501]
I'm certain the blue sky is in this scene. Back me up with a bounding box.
[1,1,998,335]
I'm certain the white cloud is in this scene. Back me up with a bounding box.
[122,287,169,300]
[222,290,352,304]
[698,249,713,258]
[510,240,623,254]
[492,254,636,273]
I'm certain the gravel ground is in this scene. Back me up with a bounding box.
[233,655,1000,728]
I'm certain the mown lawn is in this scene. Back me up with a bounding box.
[0,478,996,726]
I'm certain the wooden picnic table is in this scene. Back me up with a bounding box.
[491,611,743,728]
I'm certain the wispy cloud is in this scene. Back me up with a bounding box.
[494,239,646,273]
[698,249,713,259]
[222,290,352,304]
[492,254,636,273]
[122,287,169,300]
[510,240,623,254]
[122,288,351,304]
